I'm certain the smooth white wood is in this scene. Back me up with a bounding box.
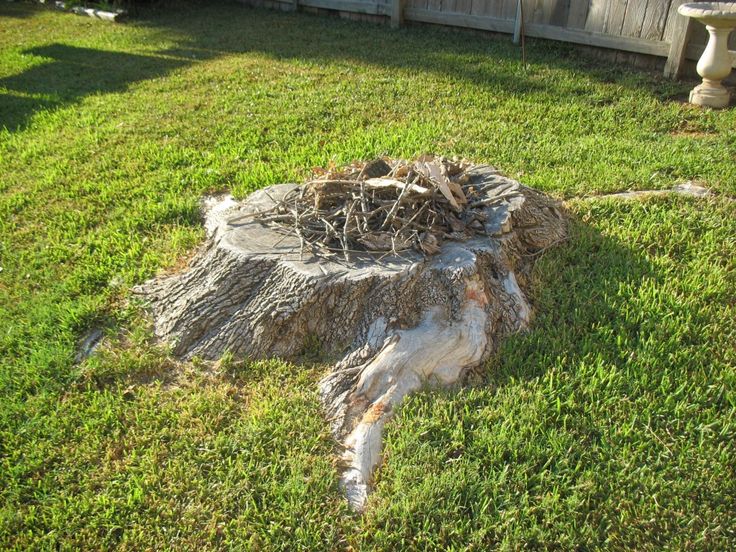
[337,293,492,510]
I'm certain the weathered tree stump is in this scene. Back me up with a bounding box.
[135,163,567,510]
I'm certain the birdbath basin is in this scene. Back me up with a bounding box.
[678,2,736,108]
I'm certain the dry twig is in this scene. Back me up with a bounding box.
[253,156,512,260]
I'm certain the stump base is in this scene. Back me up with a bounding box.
[136,164,567,509]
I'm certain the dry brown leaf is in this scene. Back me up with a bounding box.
[394,165,410,178]
[358,233,412,252]
[441,163,467,204]
[416,161,460,210]
[447,213,465,233]
[419,232,441,255]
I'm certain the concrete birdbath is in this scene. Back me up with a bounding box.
[678,2,736,108]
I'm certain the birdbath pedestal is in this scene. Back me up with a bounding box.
[678,2,736,108]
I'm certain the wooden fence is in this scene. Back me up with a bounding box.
[244,0,736,78]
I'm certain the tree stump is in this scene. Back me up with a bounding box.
[135,163,567,510]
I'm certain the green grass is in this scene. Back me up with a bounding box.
[1,1,735,549]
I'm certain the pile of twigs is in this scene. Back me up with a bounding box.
[254,156,497,260]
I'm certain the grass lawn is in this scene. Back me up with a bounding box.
[1,1,735,549]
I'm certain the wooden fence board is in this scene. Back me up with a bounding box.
[390,0,404,27]
[299,0,391,14]
[530,0,548,24]
[584,0,608,32]
[405,7,515,31]
[486,0,504,17]
[501,0,515,17]
[548,0,570,27]
[469,0,484,17]
[620,0,647,38]
[525,19,670,55]
[501,0,518,19]
[663,0,685,42]
[247,0,736,77]
[603,0,628,36]
[495,0,511,17]
[407,0,425,14]
[641,0,671,41]
[566,0,588,29]
[663,2,691,77]
[454,0,472,15]
[403,6,671,56]
[427,0,442,14]
[441,0,457,13]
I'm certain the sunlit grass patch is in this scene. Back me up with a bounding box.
[1,1,735,549]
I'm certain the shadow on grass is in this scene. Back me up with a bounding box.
[133,1,691,102]
[0,3,41,19]
[376,210,658,440]
[0,1,692,130]
[0,44,191,131]
[487,214,658,387]
[359,211,663,546]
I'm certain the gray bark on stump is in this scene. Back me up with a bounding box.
[135,165,567,510]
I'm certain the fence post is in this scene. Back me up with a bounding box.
[512,0,523,45]
[664,1,693,79]
[391,0,404,28]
